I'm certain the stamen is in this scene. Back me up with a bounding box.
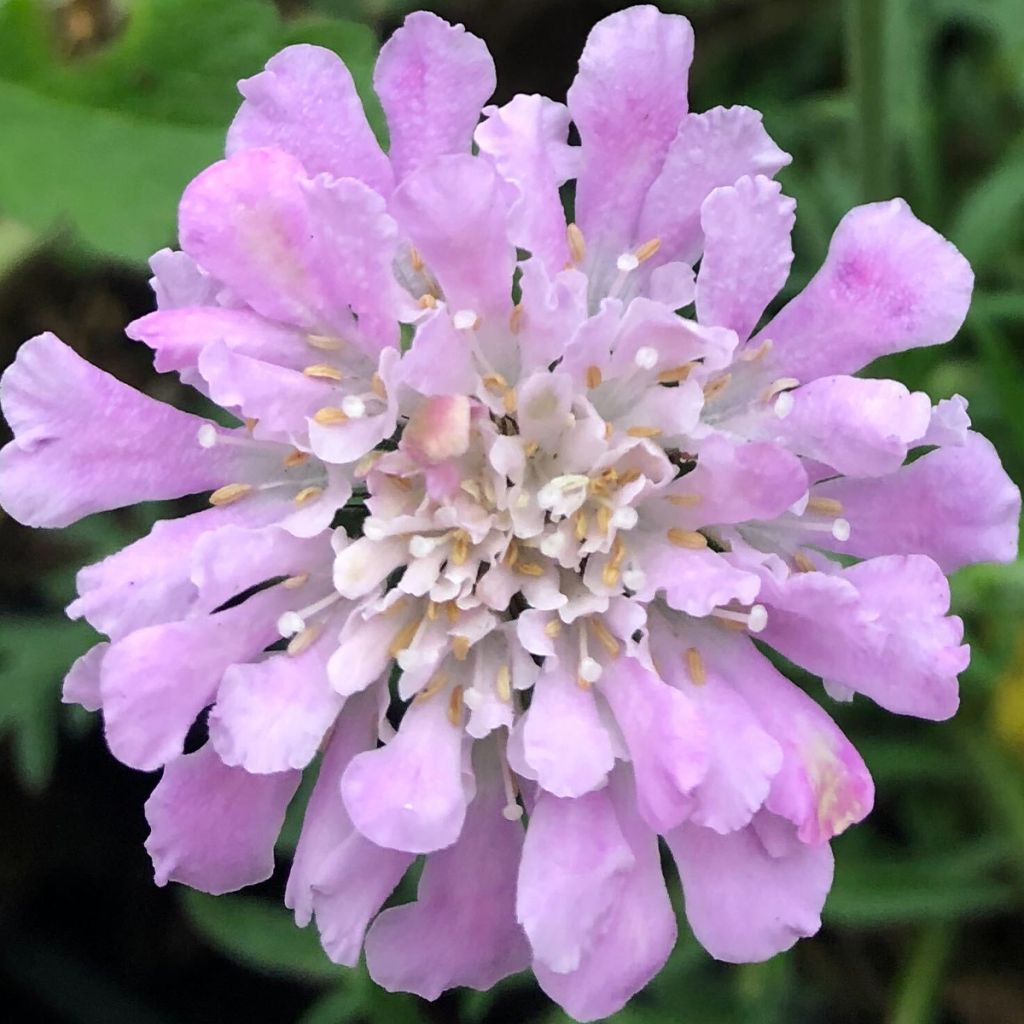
[793,551,816,573]
[341,395,366,419]
[611,506,638,531]
[657,363,694,384]
[586,365,603,389]
[447,686,464,726]
[740,338,773,361]
[502,387,518,414]
[306,334,344,351]
[703,374,732,401]
[371,373,386,399]
[418,293,438,309]
[524,440,540,457]
[209,483,253,507]
[634,346,659,370]
[832,518,851,542]
[504,538,520,567]
[499,745,522,820]
[451,530,470,566]
[575,510,589,541]
[303,363,344,382]
[634,237,662,263]
[426,600,439,621]
[713,604,768,633]
[389,617,422,657]
[453,309,479,330]
[287,624,322,657]
[244,417,259,434]
[354,451,382,477]
[667,528,708,549]
[685,647,706,685]
[579,656,603,684]
[509,304,524,334]
[764,377,800,401]
[590,618,621,657]
[452,635,471,661]
[626,425,662,438]
[294,486,323,506]
[616,252,640,273]
[445,601,460,624]
[277,611,306,638]
[282,449,310,468]
[618,469,642,485]
[313,406,349,425]
[482,372,508,395]
[667,493,702,507]
[774,392,795,419]
[807,496,844,517]
[417,670,448,702]
[544,619,563,638]
[567,222,586,264]
[517,561,545,577]
[596,506,612,533]
[409,246,425,272]
[622,568,646,591]
[282,572,310,589]
[496,665,512,703]
[197,424,218,448]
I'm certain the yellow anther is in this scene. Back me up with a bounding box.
[482,373,508,395]
[313,406,349,425]
[686,647,706,685]
[496,665,512,703]
[372,373,387,399]
[667,528,708,549]
[389,617,421,658]
[741,338,773,362]
[575,510,589,541]
[609,537,627,568]
[657,363,695,384]
[287,624,322,657]
[504,538,520,568]
[567,222,586,264]
[282,573,310,589]
[409,245,425,272]
[577,675,593,690]
[703,374,732,400]
[447,686,465,726]
[596,506,612,533]
[282,449,311,468]
[509,304,524,334]
[452,635,471,661]
[445,600,461,624]
[627,425,663,439]
[209,483,253,507]
[590,618,621,657]
[417,670,448,702]
[634,237,661,263]
[303,363,344,382]
[307,334,344,351]
[418,293,438,309]
[667,493,702,507]
[604,421,614,441]
[426,600,439,621]
[602,562,621,588]
[807,496,844,517]
[524,440,540,458]
[618,469,642,486]
[451,530,470,566]
[586,365,603,389]
[503,388,518,414]
[763,377,800,402]
[294,486,323,506]
[517,561,545,577]
[544,619,563,638]
[793,551,817,573]
[244,417,259,434]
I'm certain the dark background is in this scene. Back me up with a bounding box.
[1,1,1024,1022]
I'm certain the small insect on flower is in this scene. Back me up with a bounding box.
[0,5,1019,1021]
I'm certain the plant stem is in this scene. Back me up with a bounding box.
[889,923,954,1024]
[848,0,892,200]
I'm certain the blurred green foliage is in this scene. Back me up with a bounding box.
[1,1,1023,1023]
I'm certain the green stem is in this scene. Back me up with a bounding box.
[848,0,891,200]
[889,923,954,1024]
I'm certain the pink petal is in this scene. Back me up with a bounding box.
[144,742,298,895]
[568,6,694,255]
[63,642,108,712]
[667,811,833,962]
[817,431,1020,572]
[475,94,577,272]
[639,106,791,266]
[755,198,973,378]
[364,754,530,999]
[227,44,393,195]
[341,693,473,853]
[373,11,495,181]
[695,175,795,341]
[0,334,237,528]
[516,787,634,974]
[633,545,760,618]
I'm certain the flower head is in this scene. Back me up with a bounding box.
[1,6,1019,1021]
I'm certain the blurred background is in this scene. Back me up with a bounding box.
[1,0,1023,1021]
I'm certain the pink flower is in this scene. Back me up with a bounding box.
[1,6,1019,1021]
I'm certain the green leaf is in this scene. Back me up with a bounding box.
[181,890,342,983]
[295,989,364,1024]
[0,617,97,791]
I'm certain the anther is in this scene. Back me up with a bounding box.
[713,605,768,633]
[667,528,708,549]
[313,407,349,425]
[451,530,470,566]
[389,618,421,657]
[482,373,508,395]
[504,538,520,567]
[626,425,662,438]
[294,486,323,506]
[447,686,464,726]
[417,671,448,702]
[509,304,524,334]
[740,338,773,361]
[418,293,438,309]
[524,440,540,457]
[567,223,586,264]
[282,573,310,589]
[306,334,344,351]
[209,483,253,507]
[371,373,386,399]
[764,377,800,400]
[409,246,424,272]
[287,624,322,657]
[807,496,844,517]
[590,618,621,657]
[657,363,694,384]
[544,619,563,638]
[282,449,310,468]
[793,551,816,573]
[496,665,512,703]
[303,363,344,382]
[703,374,732,401]
[452,635,471,661]
[586,365,603,389]
[575,510,589,541]
[445,601,461,624]
[667,493,702,507]
[596,506,611,533]
[502,388,518,414]
[686,647,706,685]
[517,561,545,577]
[634,237,662,263]
[244,417,259,434]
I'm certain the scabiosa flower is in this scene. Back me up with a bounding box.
[1,5,1019,1020]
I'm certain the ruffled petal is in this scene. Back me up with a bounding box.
[373,11,495,181]
[633,545,761,618]
[227,44,393,195]
[667,811,834,962]
[144,742,299,895]
[755,198,973,379]
[364,752,530,999]
[0,334,237,528]
[695,175,795,341]
[63,642,108,712]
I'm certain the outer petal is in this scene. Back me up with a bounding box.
[144,742,299,895]
[600,658,708,833]
[638,106,791,266]
[755,199,974,378]
[516,787,634,974]
[373,11,495,181]
[568,6,694,254]
[475,94,577,272]
[389,154,515,317]
[364,753,530,999]
[535,772,676,1022]
[521,667,616,798]
[227,44,393,195]
[100,587,291,771]
[667,811,834,962]
[817,431,1020,572]
[341,692,473,853]
[285,690,413,963]
[63,642,108,712]
[695,175,795,341]
[0,334,237,528]
[633,544,760,618]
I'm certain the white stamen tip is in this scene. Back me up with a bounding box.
[774,392,795,419]
[341,395,366,418]
[197,424,218,448]
[453,309,478,330]
[362,519,386,540]
[616,252,640,273]
[502,802,524,821]
[622,568,647,591]
[831,518,852,542]
[277,611,306,638]
[634,346,659,370]
[579,656,603,683]
[540,532,567,557]
[747,604,768,633]
[409,534,438,558]
[610,506,638,531]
